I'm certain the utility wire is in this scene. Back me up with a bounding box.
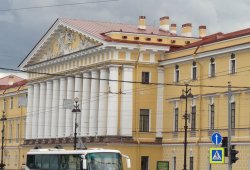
[1,67,250,89]
[0,0,119,12]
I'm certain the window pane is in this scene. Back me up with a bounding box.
[191,106,196,130]
[140,109,149,132]
[192,67,197,80]
[174,108,178,132]
[211,63,215,77]
[210,104,215,129]
[175,70,179,82]
[142,72,150,84]
[231,102,235,129]
[231,60,236,73]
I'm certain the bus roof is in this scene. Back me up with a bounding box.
[27,148,121,155]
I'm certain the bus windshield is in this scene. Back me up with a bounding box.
[86,152,122,170]
[26,152,123,170]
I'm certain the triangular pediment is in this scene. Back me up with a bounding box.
[19,19,104,68]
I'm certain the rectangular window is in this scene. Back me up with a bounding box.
[9,122,12,143]
[139,109,150,132]
[3,98,6,111]
[230,59,236,74]
[10,97,14,109]
[175,69,179,82]
[16,122,20,143]
[190,156,194,170]
[231,102,236,129]
[174,108,178,132]
[192,66,197,80]
[210,62,216,77]
[142,72,150,84]
[172,156,176,170]
[191,106,196,131]
[209,104,215,130]
[141,156,149,170]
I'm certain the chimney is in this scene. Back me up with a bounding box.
[199,25,207,38]
[159,16,170,31]
[138,16,146,30]
[170,24,177,34]
[181,23,192,37]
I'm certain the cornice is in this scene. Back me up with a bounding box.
[160,42,250,66]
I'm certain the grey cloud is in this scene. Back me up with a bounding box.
[0,0,250,69]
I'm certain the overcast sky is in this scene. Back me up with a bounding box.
[0,0,250,70]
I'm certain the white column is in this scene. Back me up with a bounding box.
[74,74,82,135]
[44,81,53,138]
[38,82,46,138]
[26,85,34,139]
[58,77,66,137]
[81,72,91,136]
[89,70,99,136]
[31,83,40,139]
[65,76,75,137]
[107,65,119,136]
[51,79,60,137]
[97,68,108,136]
[120,66,134,136]
[156,67,164,138]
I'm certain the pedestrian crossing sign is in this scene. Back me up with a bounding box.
[210,148,224,164]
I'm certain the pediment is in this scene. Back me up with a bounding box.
[19,19,103,68]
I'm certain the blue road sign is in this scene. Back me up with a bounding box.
[210,148,224,164]
[211,132,222,145]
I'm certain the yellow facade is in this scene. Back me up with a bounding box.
[162,33,250,169]
[17,17,250,170]
[0,81,27,170]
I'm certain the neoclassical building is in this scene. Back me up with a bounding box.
[19,16,204,170]
[20,15,250,170]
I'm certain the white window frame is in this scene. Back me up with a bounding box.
[173,101,179,132]
[16,120,20,143]
[174,66,180,82]
[142,71,151,84]
[10,96,14,109]
[9,120,13,143]
[209,59,216,77]
[190,99,196,131]
[3,98,6,111]
[191,65,197,80]
[139,109,151,132]
[208,97,215,130]
[229,54,236,74]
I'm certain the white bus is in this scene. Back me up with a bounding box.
[25,148,131,170]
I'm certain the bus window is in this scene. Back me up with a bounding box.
[41,155,50,169]
[50,155,59,170]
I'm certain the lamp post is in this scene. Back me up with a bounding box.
[0,111,7,170]
[180,84,193,170]
[72,97,81,150]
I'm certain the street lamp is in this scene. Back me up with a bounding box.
[0,111,7,170]
[72,97,81,150]
[180,84,193,170]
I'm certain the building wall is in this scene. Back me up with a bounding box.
[162,36,250,169]
[0,84,27,169]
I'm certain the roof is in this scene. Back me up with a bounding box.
[60,18,174,41]
[0,75,27,90]
[170,28,250,52]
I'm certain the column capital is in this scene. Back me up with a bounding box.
[123,65,134,72]
[157,67,165,71]
[82,71,91,77]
